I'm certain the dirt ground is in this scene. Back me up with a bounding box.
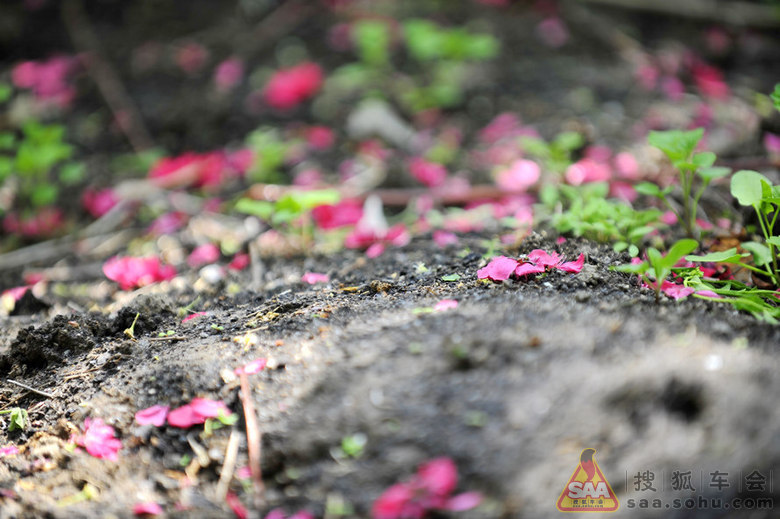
[1,1,780,518]
[1,233,779,518]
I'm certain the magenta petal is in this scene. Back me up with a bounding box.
[433,299,458,312]
[133,502,163,516]
[135,405,170,427]
[371,483,416,519]
[477,256,519,281]
[445,492,483,511]
[235,358,268,375]
[417,457,458,496]
[662,282,695,300]
[527,249,560,267]
[302,272,329,284]
[558,253,585,273]
[189,397,230,419]
[514,262,546,277]
[167,404,203,428]
[695,289,722,299]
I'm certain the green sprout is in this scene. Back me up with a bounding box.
[637,128,730,238]
[124,312,141,340]
[340,433,367,459]
[0,407,29,432]
[615,239,698,302]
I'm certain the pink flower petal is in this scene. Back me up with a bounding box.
[228,253,250,271]
[189,397,231,419]
[311,200,363,230]
[366,242,386,258]
[263,62,323,111]
[226,492,248,519]
[409,158,447,188]
[187,243,221,268]
[371,483,418,519]
[0,445,19,457]
[496,159,540,192]
[182,311,207,323]
[74,418,122,461]
[695,289,722,299]
[103,256,176,291]
[135,405,170,427]
[235,358,267,376]
[527,249,560,268]
[133,502,163,516]
[477,256,519,281]
[445,491,482,511]
[167,404,203,428]
[433,230,458,248]
[302,272,329,284]
[660,281,695,300]
[417,457,458,496]
[557,253,585,273]
[214,58,244,92]
[433,299,458,312]
[514,262,546,277]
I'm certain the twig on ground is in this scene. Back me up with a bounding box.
[5,379,55,399]
[62,0,154,152]
[216,428,241,501]
[573,0,780,28]
[247,183,507,207]
[238,371,265,509]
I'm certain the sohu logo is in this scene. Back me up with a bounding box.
[556,448,619,512]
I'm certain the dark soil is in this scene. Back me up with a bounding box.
[2,1,780,518]
[2,234,779,518]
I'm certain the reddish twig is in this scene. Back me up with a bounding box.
[238,371,265,510]
[247,183,508,207]
[62,0,154,152]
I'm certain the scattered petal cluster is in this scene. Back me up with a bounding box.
[263,62,323,110]
[478,250,585,282]
[372,457,481,519]
[72,418,122,461]
[103,256,177,291]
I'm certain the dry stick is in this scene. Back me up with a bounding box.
[62,0,154,152]
[247,183,507,208]
[238,372,265,510]
[574,0,780,28]
[5,379,55,399]
[216,428,241,501]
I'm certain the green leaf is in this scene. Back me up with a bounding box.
[552,131,584,152]
[234,198,274,220]
[59,162,86,185]
[691,152,716,168]
[771,83,780,111]
[741,241,772,267]
[403,19,443,61]
[685,248,747,264]
[648,128,704,163]
[697,166,730,182]
[352,20,391,67]
[731,170,769,206]
[0,132,15,150]
[31,184,59,207]
[614,261,647,274]
[0,156,13,181]
[441,273,461,282]
[766,236,780,247]
[661,239,699,269]
[635,182,662,197]
[0,82,12,103]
